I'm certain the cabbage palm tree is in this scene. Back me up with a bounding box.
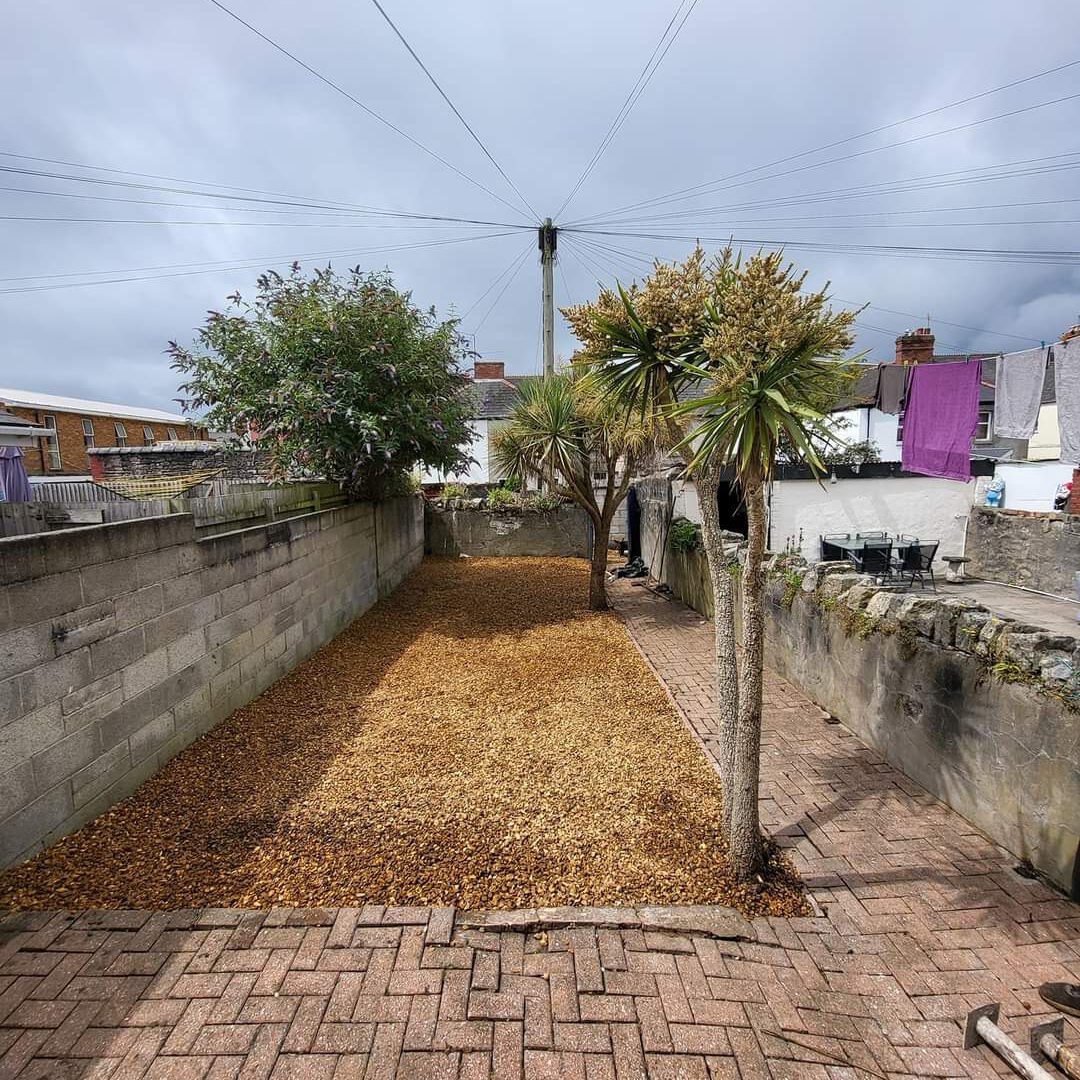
[579,249,857,881]
[492,373,659,610]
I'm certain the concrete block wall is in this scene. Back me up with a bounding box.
[0,497,423,867]
[424,505,591,558]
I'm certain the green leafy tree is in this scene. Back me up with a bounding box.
[492,373,659,610]
[571,247,858,881]
[169,264,474,499]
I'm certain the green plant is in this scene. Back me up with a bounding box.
[492,372,663,610]
[522,490,562,511]
[824,439,882,466]
[501,475,522,493]
[170,264,473,500]
[485,486,519,511]
[780,569,804,609]
[441,482,468,500]
[669,518,701,553]
[989,660,1028,685]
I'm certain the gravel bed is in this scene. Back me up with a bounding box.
[0,557,806,916]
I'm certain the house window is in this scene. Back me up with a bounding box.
[114,422,128,447]
[143,425,155,445]
[81,418,95,447]
[42,414,61,470]
[896,410,905,444]
[975,408,993,443]
[166,427,178,441]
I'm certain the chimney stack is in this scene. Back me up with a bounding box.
[473,361,506,380]
[895,327,935,365]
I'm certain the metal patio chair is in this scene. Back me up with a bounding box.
[820,533,849,561]
[893,540,939,591]
[848,540,892,578]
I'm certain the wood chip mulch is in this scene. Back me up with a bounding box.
[0,557,807,917]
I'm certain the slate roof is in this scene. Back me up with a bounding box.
[466,375,542,419]
[836,352,1058,412]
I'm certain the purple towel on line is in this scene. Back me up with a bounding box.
[901,360,982,482]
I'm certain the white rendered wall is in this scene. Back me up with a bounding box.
[994,460,1073,511]
[770,474,978,565]
[421,419,490,485]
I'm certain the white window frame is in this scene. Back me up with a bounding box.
[166,427,178,441]
[81,417,95,448]
[42,414,61,469]
[114,421,128,447]
[143,425,155,445]
[975,407,993,443]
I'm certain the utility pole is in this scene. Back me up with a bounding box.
[539,218,557,378]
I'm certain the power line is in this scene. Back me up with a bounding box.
[0,214,522,229]
[458,238,535,322]
[553,0,699,220]
[468,245,533,335]
[569,152,1080,229]
[203,0,532,221]
[842,302,1040,345]
[0,182,519,224]
[567,229,1080,266]
[0,162,531,227]
[573,89,1080,225]
[568,55,1080,224]
[366,0,538,221]
[0,231,518,296]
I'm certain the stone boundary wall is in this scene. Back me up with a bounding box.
[0,497,423,868]
[965,505,1080,598]
[758,558,1080,895]
[425,505,590,558]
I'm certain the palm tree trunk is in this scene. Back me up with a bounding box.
[588,513,613,610]
[729,477,767,881]
[693,463,740,829]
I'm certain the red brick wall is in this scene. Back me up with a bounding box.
[4,406,205,476]
[473,361,505,380]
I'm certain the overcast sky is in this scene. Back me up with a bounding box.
[3,0,1080,412]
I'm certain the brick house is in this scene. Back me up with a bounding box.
[0,388,205,478]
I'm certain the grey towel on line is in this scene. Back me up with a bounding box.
[994,346,1048,439]
[876,364,909,415]
[1057,336,1080,466]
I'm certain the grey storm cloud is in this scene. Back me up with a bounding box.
[3,0,1080,411]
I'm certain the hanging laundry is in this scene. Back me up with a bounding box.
[1057,335,1080,466]
[876,363,910,415]
[994,345,1049,439]
[900,359,982,482]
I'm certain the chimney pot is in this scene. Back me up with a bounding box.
[894,327,935,365]
[473,361,506,380]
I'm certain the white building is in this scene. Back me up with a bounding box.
[421,361,539,486]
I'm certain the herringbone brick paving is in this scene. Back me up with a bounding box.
[1,581,1076,1078]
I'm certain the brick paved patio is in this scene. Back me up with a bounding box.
[0,581,1077,1078]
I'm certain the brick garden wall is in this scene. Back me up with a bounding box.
[0,497,423,867]
[3,407,205,477]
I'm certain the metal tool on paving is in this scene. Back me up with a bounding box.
[964,1004,1056,1080]
[1031,1018,1080,1080]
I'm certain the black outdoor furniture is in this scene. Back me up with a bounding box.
[892,541,939,590]
[848,540,892,577]
[820,533,850,561]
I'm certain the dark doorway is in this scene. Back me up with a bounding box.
[716,481,747,536]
